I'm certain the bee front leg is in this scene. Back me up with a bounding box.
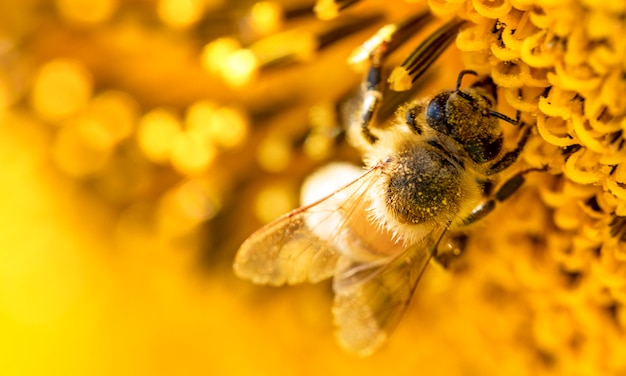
[348,15,464,146]
[485,123,531,175]
[359,51,385,144]
[349,12,432,145]
[461,166,545,226]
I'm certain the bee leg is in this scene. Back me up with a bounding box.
[485,123,531,175]
[359,51,385,144]
[434,232,468,270]
[355,13,456,144]
[462,166,545,225]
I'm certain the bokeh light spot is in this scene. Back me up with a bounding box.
[256,135,291,172]
[55,0,118,25]
[254,182,297,224]
[31,59,93,121]
[170,132,217,176]
[201,38,242,75]
[221,49,258,88]
[157,0,204,29]
[137,108,182,163]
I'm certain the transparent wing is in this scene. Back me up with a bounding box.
[233,164,385,286]
[331,225,447,357]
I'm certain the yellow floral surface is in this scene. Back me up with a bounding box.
[1,0,625,375]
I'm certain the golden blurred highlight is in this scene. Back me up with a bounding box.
[248,1,284,37]
[170,132,217,176]
[254,181,298,224]
[137,108,182,164]
[55,0,118,25]
[305,102,339,160]
[207,106,250,148]
[157,0,205,29]
[30,59,93,122]
[200,38,243,75]
[88,91,138,144]
[186,101,250,149]
[221,48,259,87]
[314,0,342,20]
[256,134,292,172]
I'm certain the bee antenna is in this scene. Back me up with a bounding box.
[489,110,520,126]
[454,70,478,91]
[456,90,473,102]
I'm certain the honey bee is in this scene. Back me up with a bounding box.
[234,19,534,357]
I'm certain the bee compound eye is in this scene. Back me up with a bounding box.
[405,106,421,134]
[426,92,452,135]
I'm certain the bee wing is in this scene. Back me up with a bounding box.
[234,164,384,286]
[331,225,447,357]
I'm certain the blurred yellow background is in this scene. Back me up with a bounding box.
[0,0,460,374]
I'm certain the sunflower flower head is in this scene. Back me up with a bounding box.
[425,0,626,373]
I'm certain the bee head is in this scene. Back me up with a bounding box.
[424,72,511,164]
